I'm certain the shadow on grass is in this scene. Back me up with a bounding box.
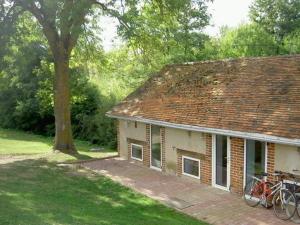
[0,159,206,225]
[68,152,94,161]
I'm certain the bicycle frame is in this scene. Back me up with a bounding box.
[249,175,284,207]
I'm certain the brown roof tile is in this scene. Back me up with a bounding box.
[108,55,300,141]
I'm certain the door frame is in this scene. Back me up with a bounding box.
[243,139,268,188]
[150,124,162,171]
[212,134,231,191]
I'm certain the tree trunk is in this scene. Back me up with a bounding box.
[53,51,76,154]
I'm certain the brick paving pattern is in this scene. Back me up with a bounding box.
[83,158,296,225]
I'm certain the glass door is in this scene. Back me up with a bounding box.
[214,135,229,189]
[151,125,161,170]
[245,140,266,184]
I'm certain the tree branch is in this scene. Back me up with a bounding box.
[67,1,93,54]
[91,0,131,31]
[14,0,59,55]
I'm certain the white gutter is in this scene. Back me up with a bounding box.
[106,113,300,147]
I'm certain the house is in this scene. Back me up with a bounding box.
[106,55,300,194]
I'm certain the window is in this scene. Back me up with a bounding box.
[245,140,266,184]
[182,156,200,179]
[131,144,143,161]
[151,125,161,169]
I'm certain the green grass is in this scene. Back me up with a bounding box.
[0,159,206,225]
[0,128,207,225]
[0,128,117,162]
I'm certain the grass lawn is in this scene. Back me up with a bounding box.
[0,128,208,225]
[0,128,117,162]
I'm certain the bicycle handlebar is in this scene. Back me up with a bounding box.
[255,171,295,178]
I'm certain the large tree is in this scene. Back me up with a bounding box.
[3,0,210,154]
[250,0,300,41]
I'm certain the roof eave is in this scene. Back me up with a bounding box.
[106,113,300,147]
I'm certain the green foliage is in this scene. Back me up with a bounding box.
[198,22,300,60]
[0,13,117,147]
[218,24,279,58]
[118,0,211,63]
[250,0,300,41]
[283,29,300,54]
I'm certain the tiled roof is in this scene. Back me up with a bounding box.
[108,55,300,141]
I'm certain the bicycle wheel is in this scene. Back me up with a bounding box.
[265,182,274,208]
[244,178,262,207]
[291,193,300,224]
[273,189,296,220]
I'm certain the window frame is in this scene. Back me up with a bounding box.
[243,139,267,187]
[182,155,200,179]
[131,143,143,161]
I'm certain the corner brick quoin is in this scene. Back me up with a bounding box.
[116,120,121,156]
[201,133,212,185]
[160,127,166,172]
[230,137,244,194]
[145,124,151,167]
[267,142,275,183]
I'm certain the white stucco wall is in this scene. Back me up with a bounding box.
[118,120,147,158]
[164,127,206,174]
[275,144,300,174]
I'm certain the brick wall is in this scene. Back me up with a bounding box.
[161,127,166,172]
[267,142,275,182]
[230,137,244,194]
[116,120,120,156]
[144,124,151,167]
[177,150,183,176]
[201,134,212,185]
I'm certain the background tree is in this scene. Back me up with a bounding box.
[118,0,211,63]
[250,0,300,41]
[218,23,279,58]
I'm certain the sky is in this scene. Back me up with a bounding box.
[205,0,253,36]
[101,0,254,51]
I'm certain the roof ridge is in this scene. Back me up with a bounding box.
[164,54,300,68]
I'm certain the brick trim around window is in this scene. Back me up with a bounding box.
[127,138,148,166]
[177,148,205,182]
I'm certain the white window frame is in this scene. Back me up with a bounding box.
[212,134,231,191]
[182,155,200,179]
[131,143,143,161]
[243,139,268,187]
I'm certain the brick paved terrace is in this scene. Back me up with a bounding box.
[82,158,297,225]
